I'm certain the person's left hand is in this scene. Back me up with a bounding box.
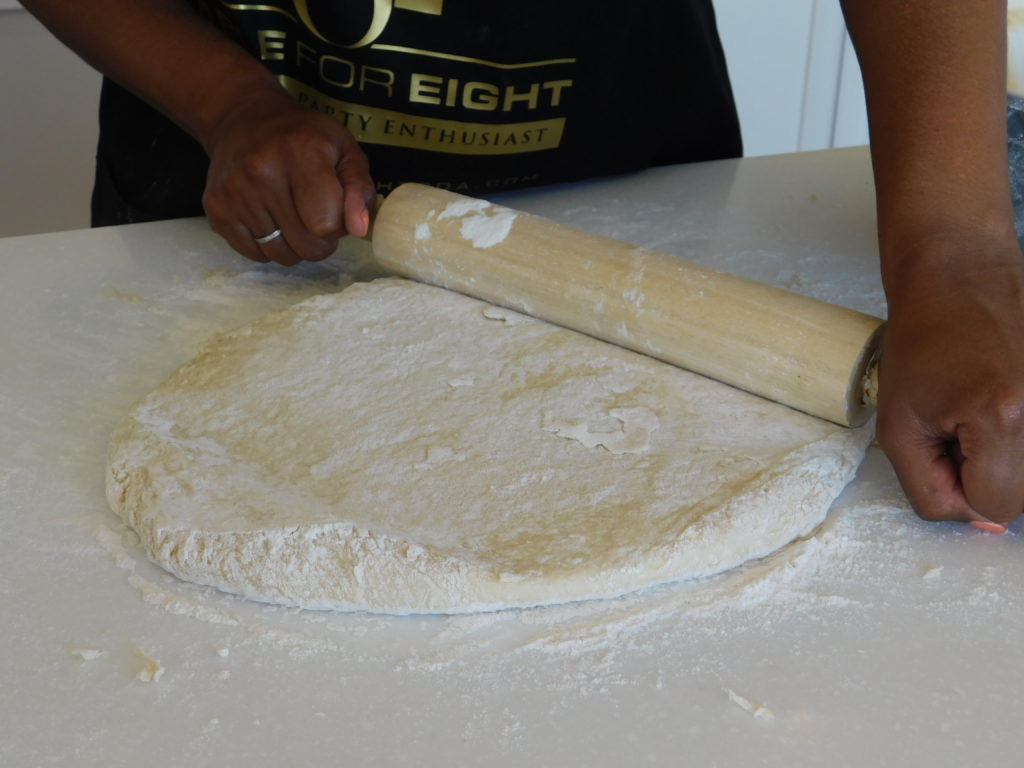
[875,239,1024,530]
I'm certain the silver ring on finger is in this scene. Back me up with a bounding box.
[254,228,283,245]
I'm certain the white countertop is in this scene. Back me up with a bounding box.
[3,147,1022,767]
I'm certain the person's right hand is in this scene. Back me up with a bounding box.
[201,87,375,266]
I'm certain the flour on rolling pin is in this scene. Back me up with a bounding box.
[372,184,885,426]
[412,199,518,250]
[432,198,519,248]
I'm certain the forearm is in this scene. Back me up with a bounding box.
[20,0,285,152]
[840,2,1024,527]
[840,0,1018,303]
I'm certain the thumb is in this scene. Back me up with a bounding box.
[336,134,374,238]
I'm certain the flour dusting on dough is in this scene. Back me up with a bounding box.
[542,407,660,455]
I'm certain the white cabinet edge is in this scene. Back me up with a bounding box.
[0,2,24,12]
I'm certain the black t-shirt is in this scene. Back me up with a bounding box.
[92,0,741,225]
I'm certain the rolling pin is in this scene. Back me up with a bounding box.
[370,183,885,427]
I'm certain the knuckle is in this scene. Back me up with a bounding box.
[302,238,337,261]
[280,122,338,161]
[306,212,344,240]
[980,384,1024,435]
[242,151,282,184]
[201,189,228,221]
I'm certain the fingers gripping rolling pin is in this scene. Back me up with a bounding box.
[370,183,885,427]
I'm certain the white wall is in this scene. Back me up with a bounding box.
[712,0,869,156]
[0,2,868,237]
[0,7,101,237]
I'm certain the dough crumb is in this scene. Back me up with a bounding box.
[70,648,104,661]
[134,645,164,683]
[724,687,775,721]
[216,647,230,657]
[923,566,943,581]
[482,306,531,325]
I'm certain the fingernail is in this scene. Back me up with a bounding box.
[360,209,370,237]
[970,520,1008,534]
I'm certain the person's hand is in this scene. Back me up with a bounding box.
[876,240,1024,530]
[201,87,375,265]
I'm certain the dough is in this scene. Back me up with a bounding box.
[107,278,870,614]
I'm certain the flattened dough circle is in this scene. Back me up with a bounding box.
[107,278,870,614]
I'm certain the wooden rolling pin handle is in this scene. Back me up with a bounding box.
[369,184,886,428]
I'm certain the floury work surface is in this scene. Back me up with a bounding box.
[3,148,1023,766]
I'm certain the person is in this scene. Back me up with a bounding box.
[21,0,1024,532]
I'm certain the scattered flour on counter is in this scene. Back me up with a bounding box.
[94,525,137,571]
[70,648,104,661]
[128,574,240,627]
[90,253,1016,704]
[97,494,898,681]
[94,523,367,659]
[92,268,912,686]
[92,459,1023,709]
